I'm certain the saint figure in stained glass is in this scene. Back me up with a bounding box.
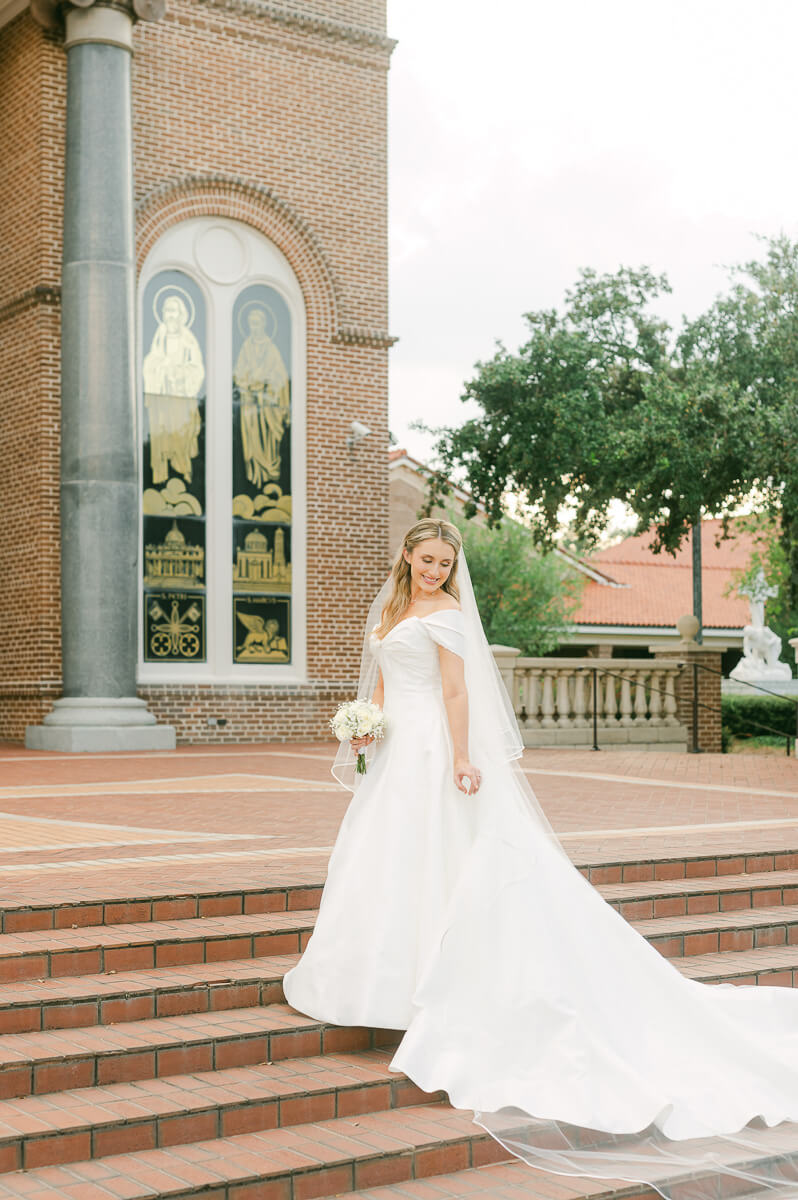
[143,293,205,484]
[234,306,290,490]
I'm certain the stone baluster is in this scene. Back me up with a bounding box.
[515,667,529,722]
[603,671,617,725]
[490,645,521,713]
[572,669,588,727]
[663,669,679,726]
[540,671,556,728]
[618,671,634,726]
[648,668,663,725]
[525,669,542,727]
[634,670,649,722]
[555,670,572,727]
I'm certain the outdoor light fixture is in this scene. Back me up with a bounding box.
[346,420,371,453]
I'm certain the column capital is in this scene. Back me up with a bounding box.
[30,0,166,39]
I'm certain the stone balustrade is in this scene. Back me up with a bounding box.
[491,652,688,751]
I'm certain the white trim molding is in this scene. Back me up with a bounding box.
[563,624,743,650]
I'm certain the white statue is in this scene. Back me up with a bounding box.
[730,570,791,683]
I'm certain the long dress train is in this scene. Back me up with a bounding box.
[283,610,798,1200]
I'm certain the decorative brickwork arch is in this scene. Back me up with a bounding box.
[136,174,342,341]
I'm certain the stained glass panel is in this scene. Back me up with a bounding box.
[232,284,292,664]
[141,270,207,662]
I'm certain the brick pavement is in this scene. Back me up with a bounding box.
[0,745,795,851]
[0,742,793,910]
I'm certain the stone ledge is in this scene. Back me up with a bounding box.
[332,325,398,349]
[522,725,688,750]
[0,285,61,326]
[197,0,397,53]
[25,725,177,752]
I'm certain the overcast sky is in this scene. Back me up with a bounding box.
[386,0,798,461]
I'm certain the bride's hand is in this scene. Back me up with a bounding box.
[454,759,482,795]
[351,734,374,752]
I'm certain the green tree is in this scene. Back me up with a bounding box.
[679,235,798,610]
[447,511,583,655]
[423,265,759,561]
[424,239,798,635]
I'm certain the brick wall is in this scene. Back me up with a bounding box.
[653,647,723,754]
[0,13,64,737]
[0,0,392,743]
[139,681,349,744]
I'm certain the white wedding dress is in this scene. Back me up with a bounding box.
[283,609,798,1199]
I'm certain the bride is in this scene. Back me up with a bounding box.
[283,518,798,1200]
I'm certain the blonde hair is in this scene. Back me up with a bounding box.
[374,519,462,639]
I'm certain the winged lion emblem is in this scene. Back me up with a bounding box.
[236,612,288,659]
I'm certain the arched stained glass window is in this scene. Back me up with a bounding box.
[137,219,306,683]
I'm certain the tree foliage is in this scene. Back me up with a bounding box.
[422,238,798,613]
[680,236,798,609]
[446,510,583,656]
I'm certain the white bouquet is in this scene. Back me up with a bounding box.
[330,698,386,776]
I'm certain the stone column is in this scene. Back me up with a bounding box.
[26,0,174,751]
[650,615,723,753]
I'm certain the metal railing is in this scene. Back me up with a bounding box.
[576,664,684,753]
[689,660,798,757]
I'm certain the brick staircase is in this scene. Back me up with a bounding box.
[0,846,797,1198]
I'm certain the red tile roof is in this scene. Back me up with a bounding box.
[572,519,755,630]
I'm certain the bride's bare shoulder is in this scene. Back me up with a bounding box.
[431,598,461,614]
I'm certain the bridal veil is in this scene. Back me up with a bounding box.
[332,544,798,1200]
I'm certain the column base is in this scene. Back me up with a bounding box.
[25,697,176,752]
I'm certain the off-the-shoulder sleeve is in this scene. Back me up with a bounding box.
[424,610,465,658]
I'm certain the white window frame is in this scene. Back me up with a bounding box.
[137,217,307,685]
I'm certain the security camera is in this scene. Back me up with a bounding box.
[346,420,372,451]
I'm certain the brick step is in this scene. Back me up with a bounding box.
[334,1158,644,1199]
[674,943,798,986]
[633,903,798,958]
[4,1099,797,1200]
[4,844,796,936]
[580,848,798,885]
[0,1049,444,1174]
[0,1102,508,1198]
[0,1004,401,1100]
[0,954,300,1034]
[600,868,798,919]
[336,1164,798,1200]
[0,910,317,983]
[0,879,325,935]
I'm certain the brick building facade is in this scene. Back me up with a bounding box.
[0,0,394,744]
